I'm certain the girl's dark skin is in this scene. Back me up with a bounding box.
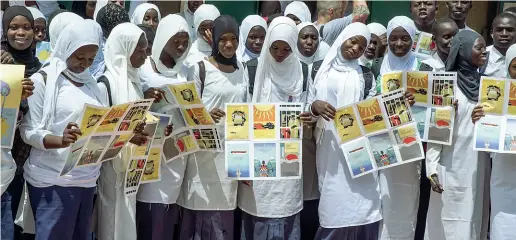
[246,26,266,54]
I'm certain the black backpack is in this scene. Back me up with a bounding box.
[246,58,374,100]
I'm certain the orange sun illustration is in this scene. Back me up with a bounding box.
[407,72,428,88]
[357,99,381,118]
[254,105,275,122]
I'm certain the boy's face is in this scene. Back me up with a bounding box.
[434,22,459,56]
[410,1,438,26]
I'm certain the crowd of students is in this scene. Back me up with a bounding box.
[1,0,516,240]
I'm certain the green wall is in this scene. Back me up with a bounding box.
[369,1,410,27]
[207,0,258,23]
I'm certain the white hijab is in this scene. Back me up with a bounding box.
[26,6,45,20]
[48,12,83,51]
[192,4,220,53]
[313,22,371,106]
[181,0,205,38]
[130,3,161,25]
[94,0,108,21]
[359,22,387,65]
[295,22,330,65]
[152,14,191,77]
[252,17,302,102]
[506,44,516,78]
[38,19,103,131]
[380,16,418,75]
[284,1,311,23]
[236,15,267,63]
[104,22,145,105]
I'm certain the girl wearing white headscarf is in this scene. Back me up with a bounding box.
[306,22,381,240]
[179,15,245,240]
[130,2,161,29]
[293,20,329,240]
[185,4,220,67]
[19,19,106,239]
[284,1,311,24]
[181,0,205,40]
[136,14,191,240]
[48,12,83,51]
[239,17,303,240]
[359,22,387,68]
[237,15,267,63]
[95,22,149,240]
[490,43,516,240]
[27,7,48,62]
[377,16,421,240]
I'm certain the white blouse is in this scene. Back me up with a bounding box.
[136,58,188,204]
[20,73,107,188]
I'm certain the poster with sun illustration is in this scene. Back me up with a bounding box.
[334,105,363,144]
[479,77,506,115]
[406,72,429,104]
[381,71,404,94]
[96,103,131,133]
[357,97,388,134]
[224,103,303,180]
[1,65,24,149]
[391,122,425,163]
[253,104,277,140]
[78,104,110,139]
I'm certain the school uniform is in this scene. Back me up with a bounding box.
[185,4,220,68]
[236,15,267,63]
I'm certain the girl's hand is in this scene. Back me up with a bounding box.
[430,174,444,194]
[129,132,149,146]
[62,122,82,147]
[471,105,485,124]
[299,112,313,123]
[209,108,225,123]
[144,88,165,103]
[21,78,34,100]
[203,29,213,46]
[1,51,14,64]
[165,124,173,136]
[311,100,336,121]
[404,90,415,106]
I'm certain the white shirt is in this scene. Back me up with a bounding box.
[21,73,107,188]
[307,68,382,228]
[136,58,188,204]
[1,150,16,194]
[177,59,247,210]
[421,52,446,72]
[237,90,304,218]
[483,45,507,78]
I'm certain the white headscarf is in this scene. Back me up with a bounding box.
[152,14,191,77]
[8,0,25,6]
[380,16,418,75]
[506,44,516,78]
[26,6,45,20]
[104,22,145,105]
[48,12,83,51]
[94,0,108,21]
[236,15,267,62]
[38,19,103,131]
[313,22,371,106]
[359,22,386,65]
[284,1,311,23]
[192,4,220,53]
[295,22,330,65]
[181,0,205,39]
[130,3,161,25]
[368,22,387,37]
[252,17,302,102]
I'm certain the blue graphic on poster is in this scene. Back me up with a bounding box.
[368,133,399,167]
[253,143,277,177]
[226,143,250,178]
[475,116,501,151]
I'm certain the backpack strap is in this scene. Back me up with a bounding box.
[360,65,374,100]
[311,60,323,82]
[319,25,324,38]
[198,61,206,96]
[97,76,113,106]
[39,70,47,84]
[300,61,308,92]
[245,58,259,95]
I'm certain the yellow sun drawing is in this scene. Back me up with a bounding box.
[254,105,275,122]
